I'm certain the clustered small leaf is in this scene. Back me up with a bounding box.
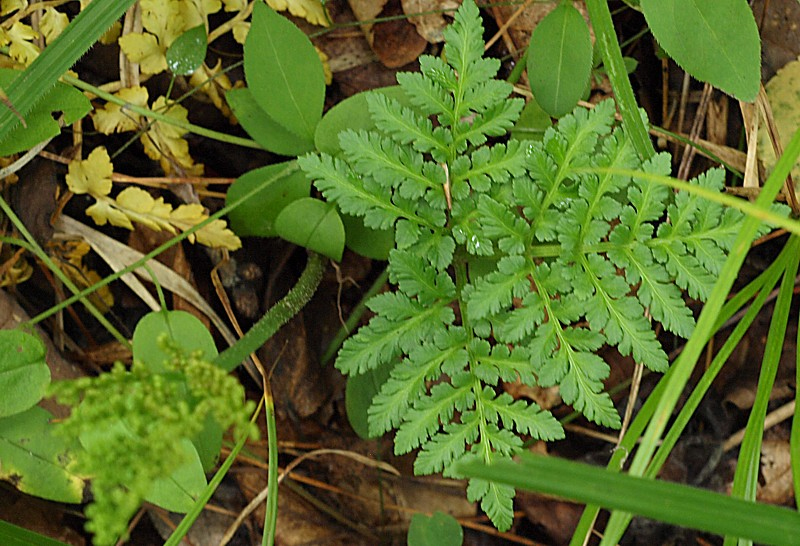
[49,337,256,545]
[299,0,756,531]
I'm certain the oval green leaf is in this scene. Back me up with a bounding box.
[132,310,217,374]
[166,25,207,75]
[527,2,592,118]
[0,69,91,156]
[315,86,411,155]
[245,2,325,142]
[640,0,760,101]
[226,162,311,238]
[146,438,207,512]
[274,197,345,261]
[0,406,84,503]
[342,212,394,260]
[0,330,49,418]
[226,88,315,156]
[345,361,392,439]
[407,511,463,546]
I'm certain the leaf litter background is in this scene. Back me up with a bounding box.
[1,0,800,544]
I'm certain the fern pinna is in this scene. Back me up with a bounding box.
[299,0,742,530]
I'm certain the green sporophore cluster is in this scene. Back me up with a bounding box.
[299,0,747,531]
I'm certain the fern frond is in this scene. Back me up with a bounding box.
[476,194,530,254]
[464,140,528,193]
[465,256,532,320]
[396,64,454,120]
[388,249,456,304]
[367,93,448,158]
[454,99,524,150]
[482,391,564,440]
[414,415,479,474]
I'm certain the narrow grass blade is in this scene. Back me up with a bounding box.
[457,453,800,545]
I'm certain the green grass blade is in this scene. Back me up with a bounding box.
[585,0,655,158]
[0,0,136,143]
[724,239,800,545]
[456,453,800,545]
[0,521,70,546]
[793,307,800,508]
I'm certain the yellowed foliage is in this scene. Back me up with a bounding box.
[51,240,114,312]
[0,0,27,16]
[178,0,221,28]
[266,0,329,27]
[92,86,149,134]
[118,32,167,75]
[40,7,69,44]
[141,96,203,176]
[231,21,249,44]
[99,21,122,45]
[222,0,246,11]
[66,147,114,197]
[0,22,39,65]
[188,60,235,120]
[66,147,241,250]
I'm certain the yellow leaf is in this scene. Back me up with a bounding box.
[0,0,27,16]
[118,32,167,75]
[114,186,176,233]
[92,86,149,134]
[222,0,247,11]
[140,96,203,176]
[170,204,242,250]
[141,0,183,46]
[2,22,40,65]
[52,240,114,312]
[232,21,249,44]
[100,21,122,45]
[40,7,69,44]
[266,0,329,27]
[178,0,222,28]
[86,198,134,229]
[66,147,114,198]
[316,47,332,85]
[188,60,235,120]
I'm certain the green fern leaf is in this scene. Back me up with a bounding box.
[367,93,448,158]
[482,391,564,440]
[414,416,479,475]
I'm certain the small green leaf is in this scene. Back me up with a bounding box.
[345,361,392,439]
[315,86,411,155]
[510,97,551,141]
[0,406,84,503]
[245,2,325,142]
[0,68,91,156]
[275,197,345,261]
[132,310,218,374]
[226,88,315,156]
[145,438,207,513]
[527,2,592,117]
[640,0,760,101]
[166,25,207,75]
[407,511,463,546]
[342,212,394,260]
[0,330,49,418]
[226,162,311,238]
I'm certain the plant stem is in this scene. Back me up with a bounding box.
[214,252,326,372]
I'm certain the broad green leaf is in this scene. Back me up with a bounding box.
[274,197,345,260]
[0,520,71,546]
[0,68,91,156]
[315,86,411,155]
[166,25,207,76]
[456,452,800,546]
[341,212,394,260]
[0,406,84,503]
[0,330,49,418]
[510,97,551,141]
[226,88,315,156]
[640,0,760,101]
[244,2,325,142]
[407,511,463,546]
[345,360,392,438]
[132,310,218,374]
[226,162,311,238]
[145,438,207,513]
[527,3,592,117]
